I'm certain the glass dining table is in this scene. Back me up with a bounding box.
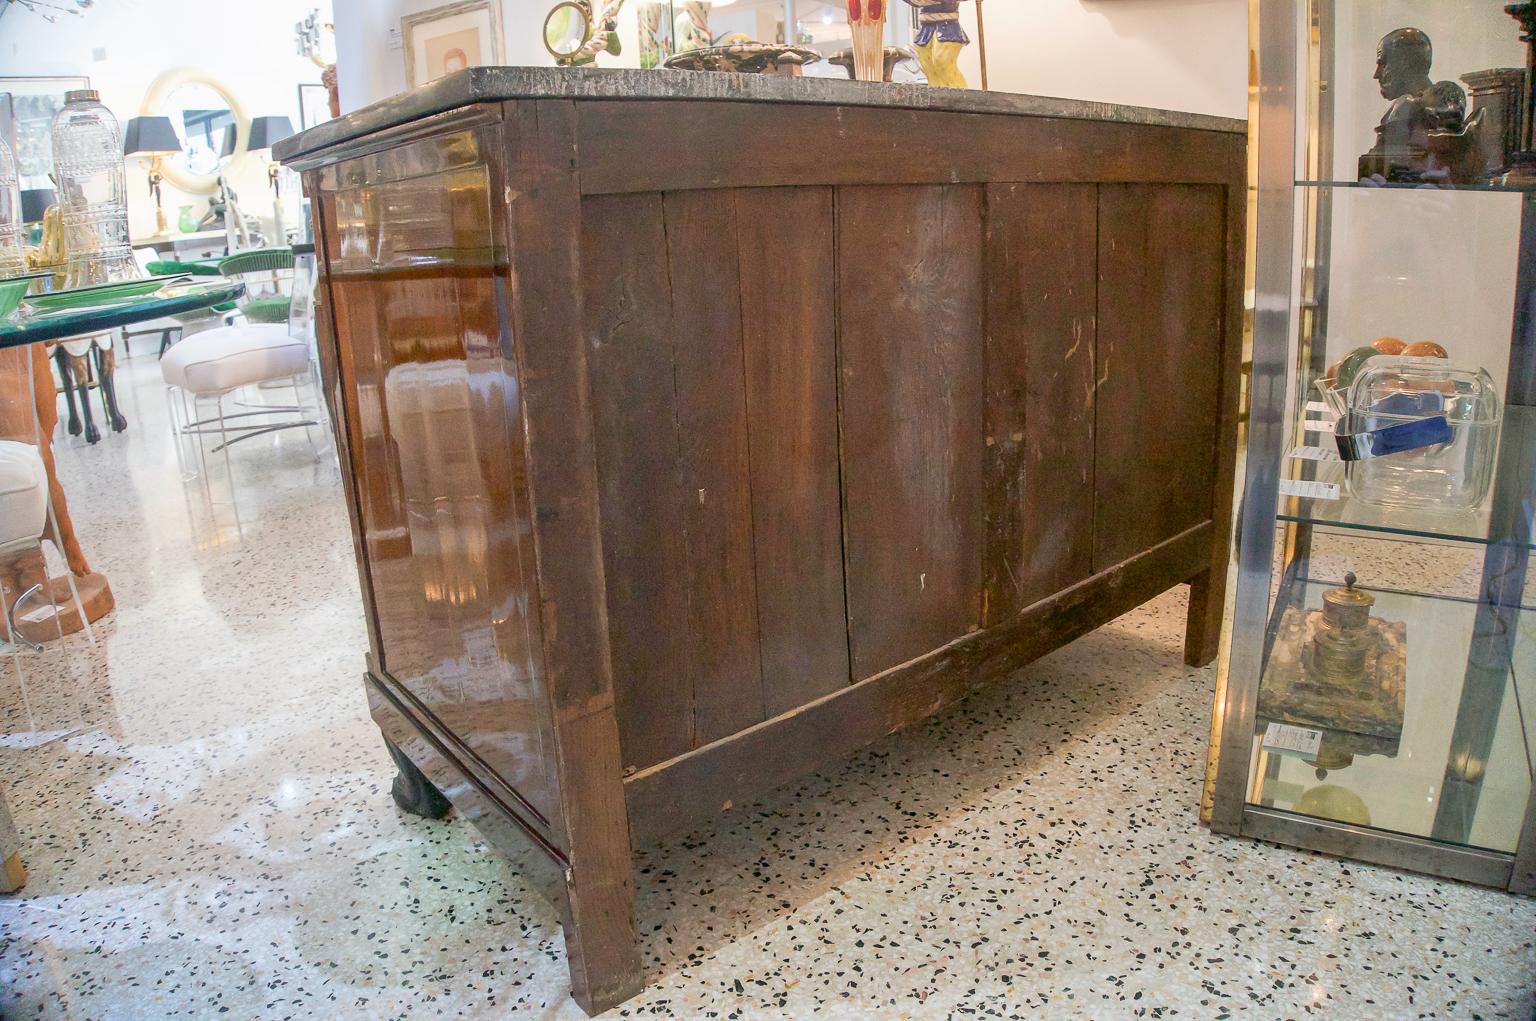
[0,280,244,648]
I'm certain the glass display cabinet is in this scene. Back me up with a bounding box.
[1209,0,1535,892]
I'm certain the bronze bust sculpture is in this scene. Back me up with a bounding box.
[1359,27,1470,182]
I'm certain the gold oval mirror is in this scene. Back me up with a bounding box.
[141,67,251,197]
[544,1,593,62]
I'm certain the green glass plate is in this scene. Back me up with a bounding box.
[24,275,191,311]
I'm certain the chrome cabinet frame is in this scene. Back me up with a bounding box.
[1208,0,1536,895]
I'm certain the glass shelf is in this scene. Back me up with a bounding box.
[1278,406,1536,550]
[1250,579,1533,854]
[1296,179,1536,194]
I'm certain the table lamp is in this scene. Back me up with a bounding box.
[248,116,296,244]
[122,115,182,237]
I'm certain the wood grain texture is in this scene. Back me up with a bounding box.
[982,182,1099,626]
[838,184,986,679]
[735,187,851,714]
[499,100,642,1012]
[661,189,765,743]
[582,191,693,770]
[625,522,1213,847]
[576,101,1242,195]
[1093,183,1225,572]
[1184,176,1247,667]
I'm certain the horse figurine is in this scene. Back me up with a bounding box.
[50,335,128,444]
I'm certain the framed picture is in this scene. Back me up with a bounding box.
[0,75,90,190]
[297,83,331,131]
[402,0,505,89]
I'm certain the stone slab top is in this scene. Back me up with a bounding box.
[275,65,1245,162]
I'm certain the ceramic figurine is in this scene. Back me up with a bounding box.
[847,0,888,83]
[829,45,909,82]
[904,0,971,89]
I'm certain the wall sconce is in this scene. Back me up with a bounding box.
[122,115,183,237]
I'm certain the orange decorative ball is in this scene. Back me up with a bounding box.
[1403,341,1448,358]
[1371,336,1406,355]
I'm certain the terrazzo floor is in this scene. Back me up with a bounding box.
[0,350,1533,1020]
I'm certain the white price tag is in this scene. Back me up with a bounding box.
[1288,444,1341,463]
[1305,401,1334,417]
[1302,418,1337,435]
[1279,478,1340,501]
[1262,722,1323,757]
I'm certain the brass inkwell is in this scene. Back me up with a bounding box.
[1257,573,1408,776]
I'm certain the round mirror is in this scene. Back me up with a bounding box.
[141,68,250,196]
[544,1,592,62]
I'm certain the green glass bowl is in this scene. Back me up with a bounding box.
[24,274,191,312]
[0,272,50,319]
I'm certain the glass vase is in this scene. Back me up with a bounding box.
[51,89,140,288]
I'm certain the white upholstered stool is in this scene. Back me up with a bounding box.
[0,440,52,652]
[160,323,322,476]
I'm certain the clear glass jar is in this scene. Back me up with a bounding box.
[51,89,140,287]
[1342,357,1501,511]
[0,137,25,278]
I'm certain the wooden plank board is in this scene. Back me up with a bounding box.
[502,100,643,1011]
[576,102,1243,195]
[735,187,852,714]
[624,522,1213,847]
[1093,184,1225,571]
[581,191,693,770]
[1184,174,1246,667]
[837,184,986,679]
[982,182,1099,625]
[661,189,765,744]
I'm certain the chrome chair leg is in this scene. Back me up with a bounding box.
[6,583,44,654]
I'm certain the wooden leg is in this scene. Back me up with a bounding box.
[383,737,451,819]
[553,708,644,1015]
[1184,567,1224,667]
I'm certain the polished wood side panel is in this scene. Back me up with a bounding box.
[582,192,694,770]
[576,102,1243,195]
[838,184,986,679]
[321,132,559,830]
[1093,184,1225,572]
[982,183,1099,625]
[625,522,1213,846]
[662,189,765,745]
[735,187,850,715]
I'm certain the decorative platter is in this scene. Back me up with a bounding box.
[664,43,822,76]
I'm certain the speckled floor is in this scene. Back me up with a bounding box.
[0,351,1533,1020]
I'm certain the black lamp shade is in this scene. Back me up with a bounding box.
[20,188,55,223]
[247,115,296,151]
[122,116,182,156]
[219,123,239,158]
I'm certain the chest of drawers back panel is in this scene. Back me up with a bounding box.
[288,78,1245,1013]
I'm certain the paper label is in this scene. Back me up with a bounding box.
[1289,444,1341,463]
[1305,400,1334,417]
[1262,721,1323,757]
[1302,418,1337,435]
[1279,478,1340,501]
[19,604,55,624]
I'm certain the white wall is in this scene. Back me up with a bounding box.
[962,0,1247,119]
[334,0,1247,119]
[334,0,647,113]
[0,0,331,240]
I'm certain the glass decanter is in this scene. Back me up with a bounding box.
[51,89,140,287]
